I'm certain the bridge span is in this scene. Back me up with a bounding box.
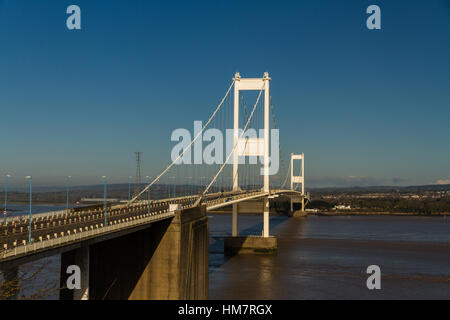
[0,189,304,299]
[0,73,308,299]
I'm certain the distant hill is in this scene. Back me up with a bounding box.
[309,184,450,194]
[7,182,450,194]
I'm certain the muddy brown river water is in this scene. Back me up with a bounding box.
[4,205,450,299]
[209,214,450,299]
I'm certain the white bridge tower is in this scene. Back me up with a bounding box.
[290,153,305,212]
[232,72,271,238]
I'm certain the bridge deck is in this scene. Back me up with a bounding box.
[0,189,302,266]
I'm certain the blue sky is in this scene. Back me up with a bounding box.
[0,0,449,188]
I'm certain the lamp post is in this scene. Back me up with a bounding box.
[201,176,205,192]
[169,177,177,200]
[102,176,107,226]
[168,177,170,199]
[173,177,176,199]
[3,174,11,223]
[187,177,193,206]
[128,176,132,202]
[66,176,71,214]
[146,176,151,215]
[26,176,32,243]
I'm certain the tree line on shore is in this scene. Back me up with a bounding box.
[309,197,450,214]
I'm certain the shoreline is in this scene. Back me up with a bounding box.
[210,211,449,217]
[4,204,449,217]
[310,211,449,217]
[1,202,71,206]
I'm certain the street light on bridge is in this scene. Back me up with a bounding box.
[102,176,107,226]
[170,177,176,199]
[25,176,32,243]
[146,176,151,215]
[128,176,132,202]
[3,174,11,223]
[200,176,206,193]
[66,176,71,214]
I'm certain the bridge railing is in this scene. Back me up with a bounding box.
[3,208,73,224]
[0,211,175,262]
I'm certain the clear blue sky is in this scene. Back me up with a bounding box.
[0,0,449,188]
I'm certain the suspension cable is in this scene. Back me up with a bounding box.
[128,80,235,205]
[200,84,265,199]
[270,96,289,189]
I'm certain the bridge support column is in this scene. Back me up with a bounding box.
[60,245,89,300]
[224,196,276,254]
[290,153,306,215]
[84,205,208,300]
[232,203,238,237]
[263,197,269,238]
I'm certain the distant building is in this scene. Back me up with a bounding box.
[333,204,352,210]
[80,198,120,203]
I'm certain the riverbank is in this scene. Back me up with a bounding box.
[1,202,69,206]
[310,211,449,216]
[210,210,449,217]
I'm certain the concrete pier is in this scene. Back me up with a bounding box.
[224,236,277,255]
[292,210,307,217]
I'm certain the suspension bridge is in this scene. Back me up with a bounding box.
[0,72,308,300]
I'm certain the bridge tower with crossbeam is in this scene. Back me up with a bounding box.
[232,72,272,238]
[290,153,305,212]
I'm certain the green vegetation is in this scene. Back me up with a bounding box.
[307,184,450,214]
[309,197,450,214]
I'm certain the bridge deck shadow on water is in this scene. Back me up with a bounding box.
[208,213,290,271]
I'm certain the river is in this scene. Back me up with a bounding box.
[3,205,450,299]
[209,214,450,299]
